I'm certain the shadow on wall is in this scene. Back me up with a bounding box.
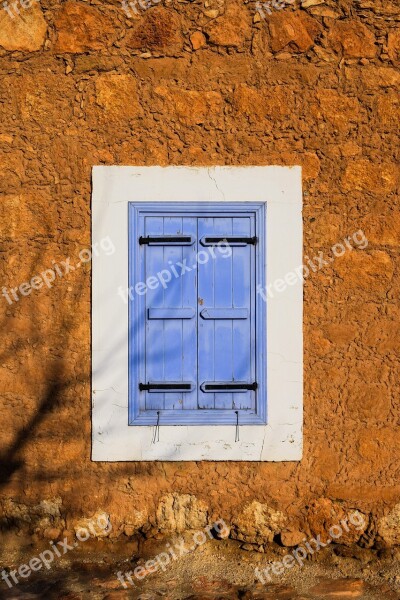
[0,207,90,534]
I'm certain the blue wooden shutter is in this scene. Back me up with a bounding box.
[197,216,256,413]
[129,204,266,426]
[140,215,198,413]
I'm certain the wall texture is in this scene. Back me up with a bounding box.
[0,0,399,549]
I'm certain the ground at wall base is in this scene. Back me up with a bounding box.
[1,538,400,599]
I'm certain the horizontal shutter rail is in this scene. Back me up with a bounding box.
[148,308,195,320]
[139,235,194,245]
[200,236,257,246]
[200,382,258,392]
[200,308,248,320]
[139,382,194,392]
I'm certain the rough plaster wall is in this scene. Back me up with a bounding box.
[0,0,399,546]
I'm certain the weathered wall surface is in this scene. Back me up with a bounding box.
[0,0,399,549]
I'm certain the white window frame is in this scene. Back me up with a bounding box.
[92,166,303,461]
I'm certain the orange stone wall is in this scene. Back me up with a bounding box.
[0,0,399,546]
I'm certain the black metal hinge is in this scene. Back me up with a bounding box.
[139,236,193,245]
[201,382,258,392]
[139,382,193,392]
[201,236,257,246]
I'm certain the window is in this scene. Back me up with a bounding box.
[92,167,303,461]
[128,203,266,425]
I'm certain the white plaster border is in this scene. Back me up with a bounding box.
[92,166,303,461]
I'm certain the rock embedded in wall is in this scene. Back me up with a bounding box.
[328,20,377,58]
[125,7,184,56]
[73,510,111,539]
[387,28,400,64]
[154,494,208,534]
[0,3,47,52]
[342,160,398,195]
[153,86,224,127]
[53,1,117,53]
[1,497,64,535]
[306,498,368,546]
[266,10,322,53]
[378,503,400,546]
[95,74,142,122]
[204,4,252,48]
[231,501,287,545]
[190,31,207,51]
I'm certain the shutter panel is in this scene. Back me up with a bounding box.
[140,215,197,412]
[197,216,256,412]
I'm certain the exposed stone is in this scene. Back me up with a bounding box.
[280,529,305,547]
[43,527,62,540]
[328,20,376,58]
[73,510,111,538]
[205,4,252,47]
[307,499,368,545]
[231,501,286,544]
[154,86,223,126]
[377,503,400,546]
[342,160,398,194]
[356,65,400,89]
[387,28,400,64]
[334,251,394,294]
[266,10,322,53]
[121,508,148,536]
[53,2,116,53]
[95,74,142,121]
[155,494,208,533]
[348,383,391,420]
[375,91,400,129]
[312,89,361,132]
[125,7,184,55]
[357,429,397,467]
[1,497,63,533]
[232,84,293,120]
[308,6,341,18]
[301,0,324,7]
[340,141,362,157]
[241,584,297,599]
[0,2,47,52]
[190,31,207,51]
[360,213,400,247]
[363,320,400,354]
[308,578,365,597]
[323,324,358,346]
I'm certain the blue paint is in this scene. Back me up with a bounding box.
[128,203,266,426]
[148,308,195,319]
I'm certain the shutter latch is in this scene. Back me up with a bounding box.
[139,382,194,392]
[139,236,194,245]
[201,236,257,246]
[201,382,258,392]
